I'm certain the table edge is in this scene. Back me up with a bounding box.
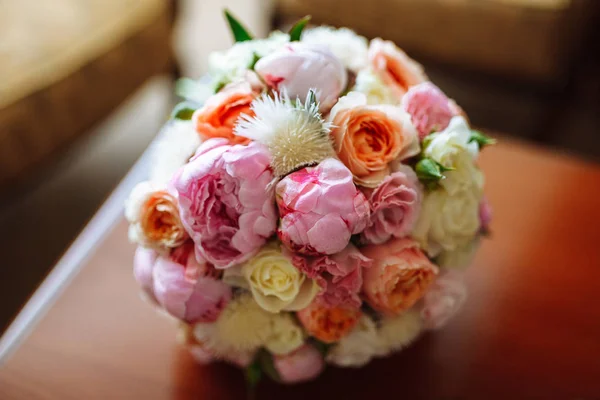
[0,149,150,363]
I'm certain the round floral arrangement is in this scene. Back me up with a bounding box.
[126,11,494,386]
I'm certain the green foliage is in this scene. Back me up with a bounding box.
[224,9,253,42]
[170,101,197,120]
[289,15,311,41]
[415,158,454,190]
[469,130,496,149]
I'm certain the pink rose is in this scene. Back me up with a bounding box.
[287,244,372,308]
[360,165,422,245]
[479,196,492,235]
[273,344,325,384]
[255,43,347,112]
[153,242,231,323]
[276,158,370,255]
[133,246,159,303]
[401,82,457,139]
[174,138,278,268]
[421,271,467,330]
[368,38,427,99]
[362,238,438,316]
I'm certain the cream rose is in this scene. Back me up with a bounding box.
[326,315,386,367]
[353,68,398,105]
[413,186,481,256]
[242,243,320,313]
[437,237,481,270]
[424,116,482,195]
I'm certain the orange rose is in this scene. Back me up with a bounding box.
[329,92,420,188]
[193,82,255,145]
[126,182,188,250]
[361,238,438,316]
[297,302,361,343]
[368,38,427,99]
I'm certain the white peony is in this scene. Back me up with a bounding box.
[208,31,290,82]
[353,68,398,105]
[301,26,368,72]
[413,186,481,256]
[423,116,482,195]
[149,121,201,186]
[326,315,386,368]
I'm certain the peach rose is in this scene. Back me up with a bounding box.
[297,302,361,343]
[192,82,255,145]
[329,92,420,187]
[126,182,188,251]
[362,238,438,316]
[368,38,427,99]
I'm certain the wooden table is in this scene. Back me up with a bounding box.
[1,137,599,399]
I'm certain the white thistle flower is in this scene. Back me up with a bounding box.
[234,91,334,176]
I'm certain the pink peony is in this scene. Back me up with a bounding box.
[272,344,325,384]
[275,158,370,255]
[368,38,427,99]
[360,165,422,245]
[362,238,438,316]
[173,138,278,268]
[421,271,467,330]
[254,43,347,112]
[401,82,457,139]
[153,242,231,323]
[133,246,159,303]
[286,244,372,308]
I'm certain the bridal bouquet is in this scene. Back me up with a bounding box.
[126,11,494,385]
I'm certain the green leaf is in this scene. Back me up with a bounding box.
[436,161,454,172]
[245,361,262,390]
[289,15,311,41]
[224,9,253,42]
[415,158,444,182]
[248,52,261,70]
[170,101,197,120]
[258,350,281,382]
[469,130,496,149]
[421,134,436,151]
[311,339,333,357]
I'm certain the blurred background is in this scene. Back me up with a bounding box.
[0,0,598,333]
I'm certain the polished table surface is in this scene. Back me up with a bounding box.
[1,138,600,399]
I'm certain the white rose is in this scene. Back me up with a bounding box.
[424,116,482,195]
[149,121,201,186]
[413,186,481,256]
[353,68,398,105]
[326,315,386,367]
[437,237,481,270]
[242,243,320,313]
[301,26,368,72]
[208,31,290,79]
